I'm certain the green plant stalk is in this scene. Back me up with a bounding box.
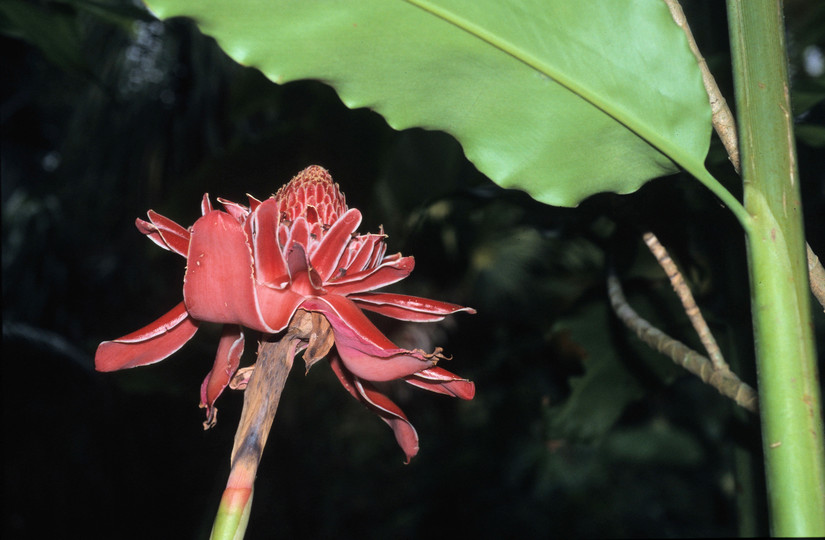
[211,479,254,540]
[727,0,825,535]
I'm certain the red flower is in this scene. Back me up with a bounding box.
[95,166,474,461]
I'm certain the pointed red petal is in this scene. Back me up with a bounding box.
[405,367,475,399]
[95,302,199,371]
[102,301,191,343]
[200,325,245,428]
[302,295,394,349]
[324,256,414,296]
[310,208,362,282]
[285,243,311,287]
[254,283,306,333]
[201,194,213,216]
[368,239,388,269]
[302,295,437,381]
[349,292,476,322]
[134,210,190,257]
[286,217,310,255]
[184,211,273,332]
[246,194,262,211]
[135,217,167,251]
[217,198,250,223]
[338,233,386,273]
[329,355,419,463]
[250,199,290,288]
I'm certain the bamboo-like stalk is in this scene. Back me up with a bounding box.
[726,0,825,534]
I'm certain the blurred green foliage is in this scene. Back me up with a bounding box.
[2,1,822,538]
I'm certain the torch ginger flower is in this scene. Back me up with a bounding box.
[95,165,474,462]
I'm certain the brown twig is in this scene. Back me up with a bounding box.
[643,232,730,372]
[665,0,740,172]
[666,0,825,312]
[607,271,758,414]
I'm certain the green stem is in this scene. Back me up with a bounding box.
[726,0,825,535]
[210,333,299,540]
[211,480,254,540]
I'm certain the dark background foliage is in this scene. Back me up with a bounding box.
[2,1,823,538]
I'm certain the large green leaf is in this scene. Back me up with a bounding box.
[143,0,713,207]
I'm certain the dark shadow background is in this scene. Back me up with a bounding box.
[3,1,823,538]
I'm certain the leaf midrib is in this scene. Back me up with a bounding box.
[404,1,667,151]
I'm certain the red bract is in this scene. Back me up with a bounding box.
[95,166,475,462]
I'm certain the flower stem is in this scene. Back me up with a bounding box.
[211,479,254,540]
[210,313,314,540]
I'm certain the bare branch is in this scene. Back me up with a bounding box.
[665,0,740,172]
[643,232,730,372]
[607,270,758,414]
